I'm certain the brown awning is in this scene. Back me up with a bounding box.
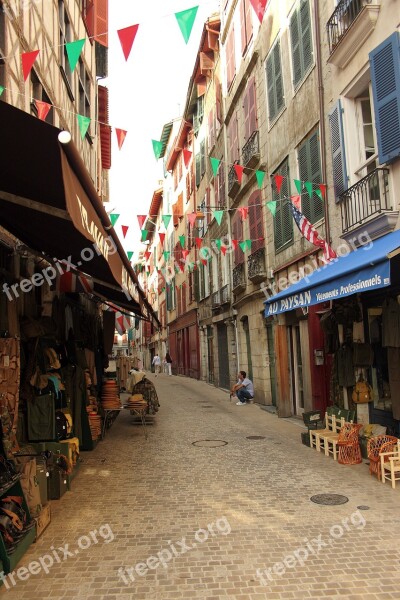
[0,101,157,324]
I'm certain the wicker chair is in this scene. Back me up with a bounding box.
[367,435,399,480]
[337,423,363,465]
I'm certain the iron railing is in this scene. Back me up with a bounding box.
[220,284,230,304]
[233,263,246,292]
[242,130,260,168]
[211,290,220,307]
[327,0,365,53]
[228,163,240,197]
[247,247,266,282]
[339,168,390,233]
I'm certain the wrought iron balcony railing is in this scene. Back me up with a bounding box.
[233,262,246,293]
[327,0,365,53]
[220,284,230,305]
[211,290,220,308]
[339,168,390,234]
[247,247,267,283]
[228,163,240,197]
[242,130,260,170]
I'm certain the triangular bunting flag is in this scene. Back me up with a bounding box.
[213,210,224,225]
[141,229,148,242]
[127,251,134,261]
[110,213,120,226]
[315,189,323,202]
[256,170,266,189]
[175,6,199,44]
[274,174,284,193]
[234,164,244,184]
[163,251,170,261]
[238,207,248,220]
[183,149,192,167]
[245,239,252,250]
[232,239,239,250]
[221,247,227,256]
[152,139,163,159]
[121,226,129,238]
[162,215,172,229]
[319,184,327,198]
[66,39,85,72]
[158,232,165,246]
[144,251,151,260]
[187,212,197,227]
[249,0,268,23]
[77,114,91,139]
[22,50,39,81]
[0,86,4,97]
[210,157,220,176]
[201,259,208,266]
[266,201,277,216]
[137,215,147,229]
[179,263,185,272]
[34,99,51,121]
[305,181,313,198]
[291,195,301,210]
[182,250,189,259]
[215,239,222,251]
[116,128,127,150]
[239,241,247,252]
[117,24,139,61]
[179,235,185,248]
[294,179,303,194]
[195,237,203,249]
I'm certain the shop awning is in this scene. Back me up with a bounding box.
[264,229,400,316]
[0,101,157,324]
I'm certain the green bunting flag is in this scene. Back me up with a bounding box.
[245,239,252,250]
[215,239,222,251]
[256,170,266,189]
[210,157,220,176]
[294,179,302,194]
[127,251,134,261]
[266,201,277,216]
[163,251,171,261]
[179,235,185,248]
[239,241,247,252]
[66,39,86,72]
[175,6,199,44]
[152,139,163,159]
[162,214,172,229]
[315,189,323,202]
[141,229,148,242]
[77,114,91,139]
[0,86,4,97]
[213,210,224,225]
[110,213,120,227]
[305,181,313,198]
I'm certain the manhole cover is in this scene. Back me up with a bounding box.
[310,494,349,505]
[246,436,266,440]
[201,405,214,408]
[192,440,228,448]
[357,505,370,510]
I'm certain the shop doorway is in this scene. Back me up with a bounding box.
[266,323,277,406]
[289,324,305,416]
[217,324,230,389]
[207,326,214,384]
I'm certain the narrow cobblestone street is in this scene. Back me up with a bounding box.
[2,374,400,599]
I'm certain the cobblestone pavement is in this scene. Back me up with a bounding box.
[2,374,400,599]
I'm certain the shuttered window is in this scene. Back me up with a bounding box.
[226,26,236,90]
[215,161,225,208]
[248,191,264,252]
[240,0,253,55]
[200,140,206,177]
[208,107,215,152]
[298,130,323,223]
[82,0,108,47]
[228,113,239,163]
[290,0,313,89]
[215,76,222,124]
[370,32,400,165]
[232,212,244,265]
[328,100,348,201]
[266,39,284,123]
[243,76,257,141]
[273,159,293,250]
[195,152,201,187]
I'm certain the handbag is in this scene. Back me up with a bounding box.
[352,342,374,367]
[352,374,373,404]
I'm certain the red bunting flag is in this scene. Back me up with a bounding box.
[187,212,197,227]
[137,215,147,229]
[232,239,239,250]
[249,0,268,23]
[274,173,284,193]
[34,99,51,121]
[159,232,165,246]
[182,250,189,259]
[121,225,129,238]
[195,238,203,249]
[22,50,39,81]
[183,149,192,167]
[221,247,227,256]
[117,24,139,61]
[201,259,208,266]
[319,184,327,198]
[144,251,151,260]
[115,128,127,150]
[234,164,244,184]
[238,207,248,220]
[291,195,301,210]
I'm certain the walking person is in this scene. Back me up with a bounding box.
[230,371,254,405]
[165,352,173,376]
[152,353,161,377]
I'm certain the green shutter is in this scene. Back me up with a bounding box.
[266,52,276,121]
[195,152,201,186]
[290,8,302,87]
[273,159,292,250]
[200,140,205,176]
[300,0,312,75]
[298,131,322,224]
[274,40,284,115]
[267,40,284,123]
[194,268,200,302]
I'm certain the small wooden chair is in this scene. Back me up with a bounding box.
[367,435,399,480]
[310,413,338,453]
[337,423,363,465]
[380,441,400,489]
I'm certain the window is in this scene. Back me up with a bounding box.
[273,158,293,251]
[208,107,215,152]
[195,142,205,187]
[215,161,225,208]
[297,130,323,223]
[81,0,108,47]
[194,96,204,136]
[328,99,348,200]
[215,75,223,125]
[227,113,239,164]
[243,76,257,142]
[290,0,313,89]
[78,58,91,134]
[178,154,182,183]
[166,277,175,311]
[59,1,73,92]
[226,26,236,90]
[240,0,253,55]
[266,39,284,123]
[232,212,244,265]
[248,191,264,252]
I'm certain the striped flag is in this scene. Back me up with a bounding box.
[289,202,337,262]
[57,267,93,293]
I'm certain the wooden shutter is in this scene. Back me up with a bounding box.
[208,108,215,151]
[244,77,257,141]
[298,131,322,223]
[226,26,236,90]
[195,152,201,186]
[186,172,191,201]
[94,0,108,47]
[215,76,222,123]
[273,160,293,250]
[200,140,206,176]
[240,0,246,55]
[228,113,239,163]
[245,0,253,49]
[329,100,348,200]
[370,32,400,164]
[300,0,312,76]
[232,212,243,265]
[248,191,264,251]
[290,6,302,87]
[206,186,211,226]
[218,162,225,207]
[82,0,94,37]
[266,49,277,121]
[274,41,284,116]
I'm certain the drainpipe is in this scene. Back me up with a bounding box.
[314,0,331,243]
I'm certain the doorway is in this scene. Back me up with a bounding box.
[289,324,305,415]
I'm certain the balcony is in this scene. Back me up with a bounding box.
[211,290,220,309]
[228,164,240,198]
[220,284,230,305]
[339,168,398,243]
[247,247,267,283]
[327,0,381,69]
[242,130,260,171]
[233,262,246,294]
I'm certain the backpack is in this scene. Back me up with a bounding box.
[352,379,373,404]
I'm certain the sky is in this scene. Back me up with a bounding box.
[105,0,219,257]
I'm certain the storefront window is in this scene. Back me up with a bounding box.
[368,307,391,412]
